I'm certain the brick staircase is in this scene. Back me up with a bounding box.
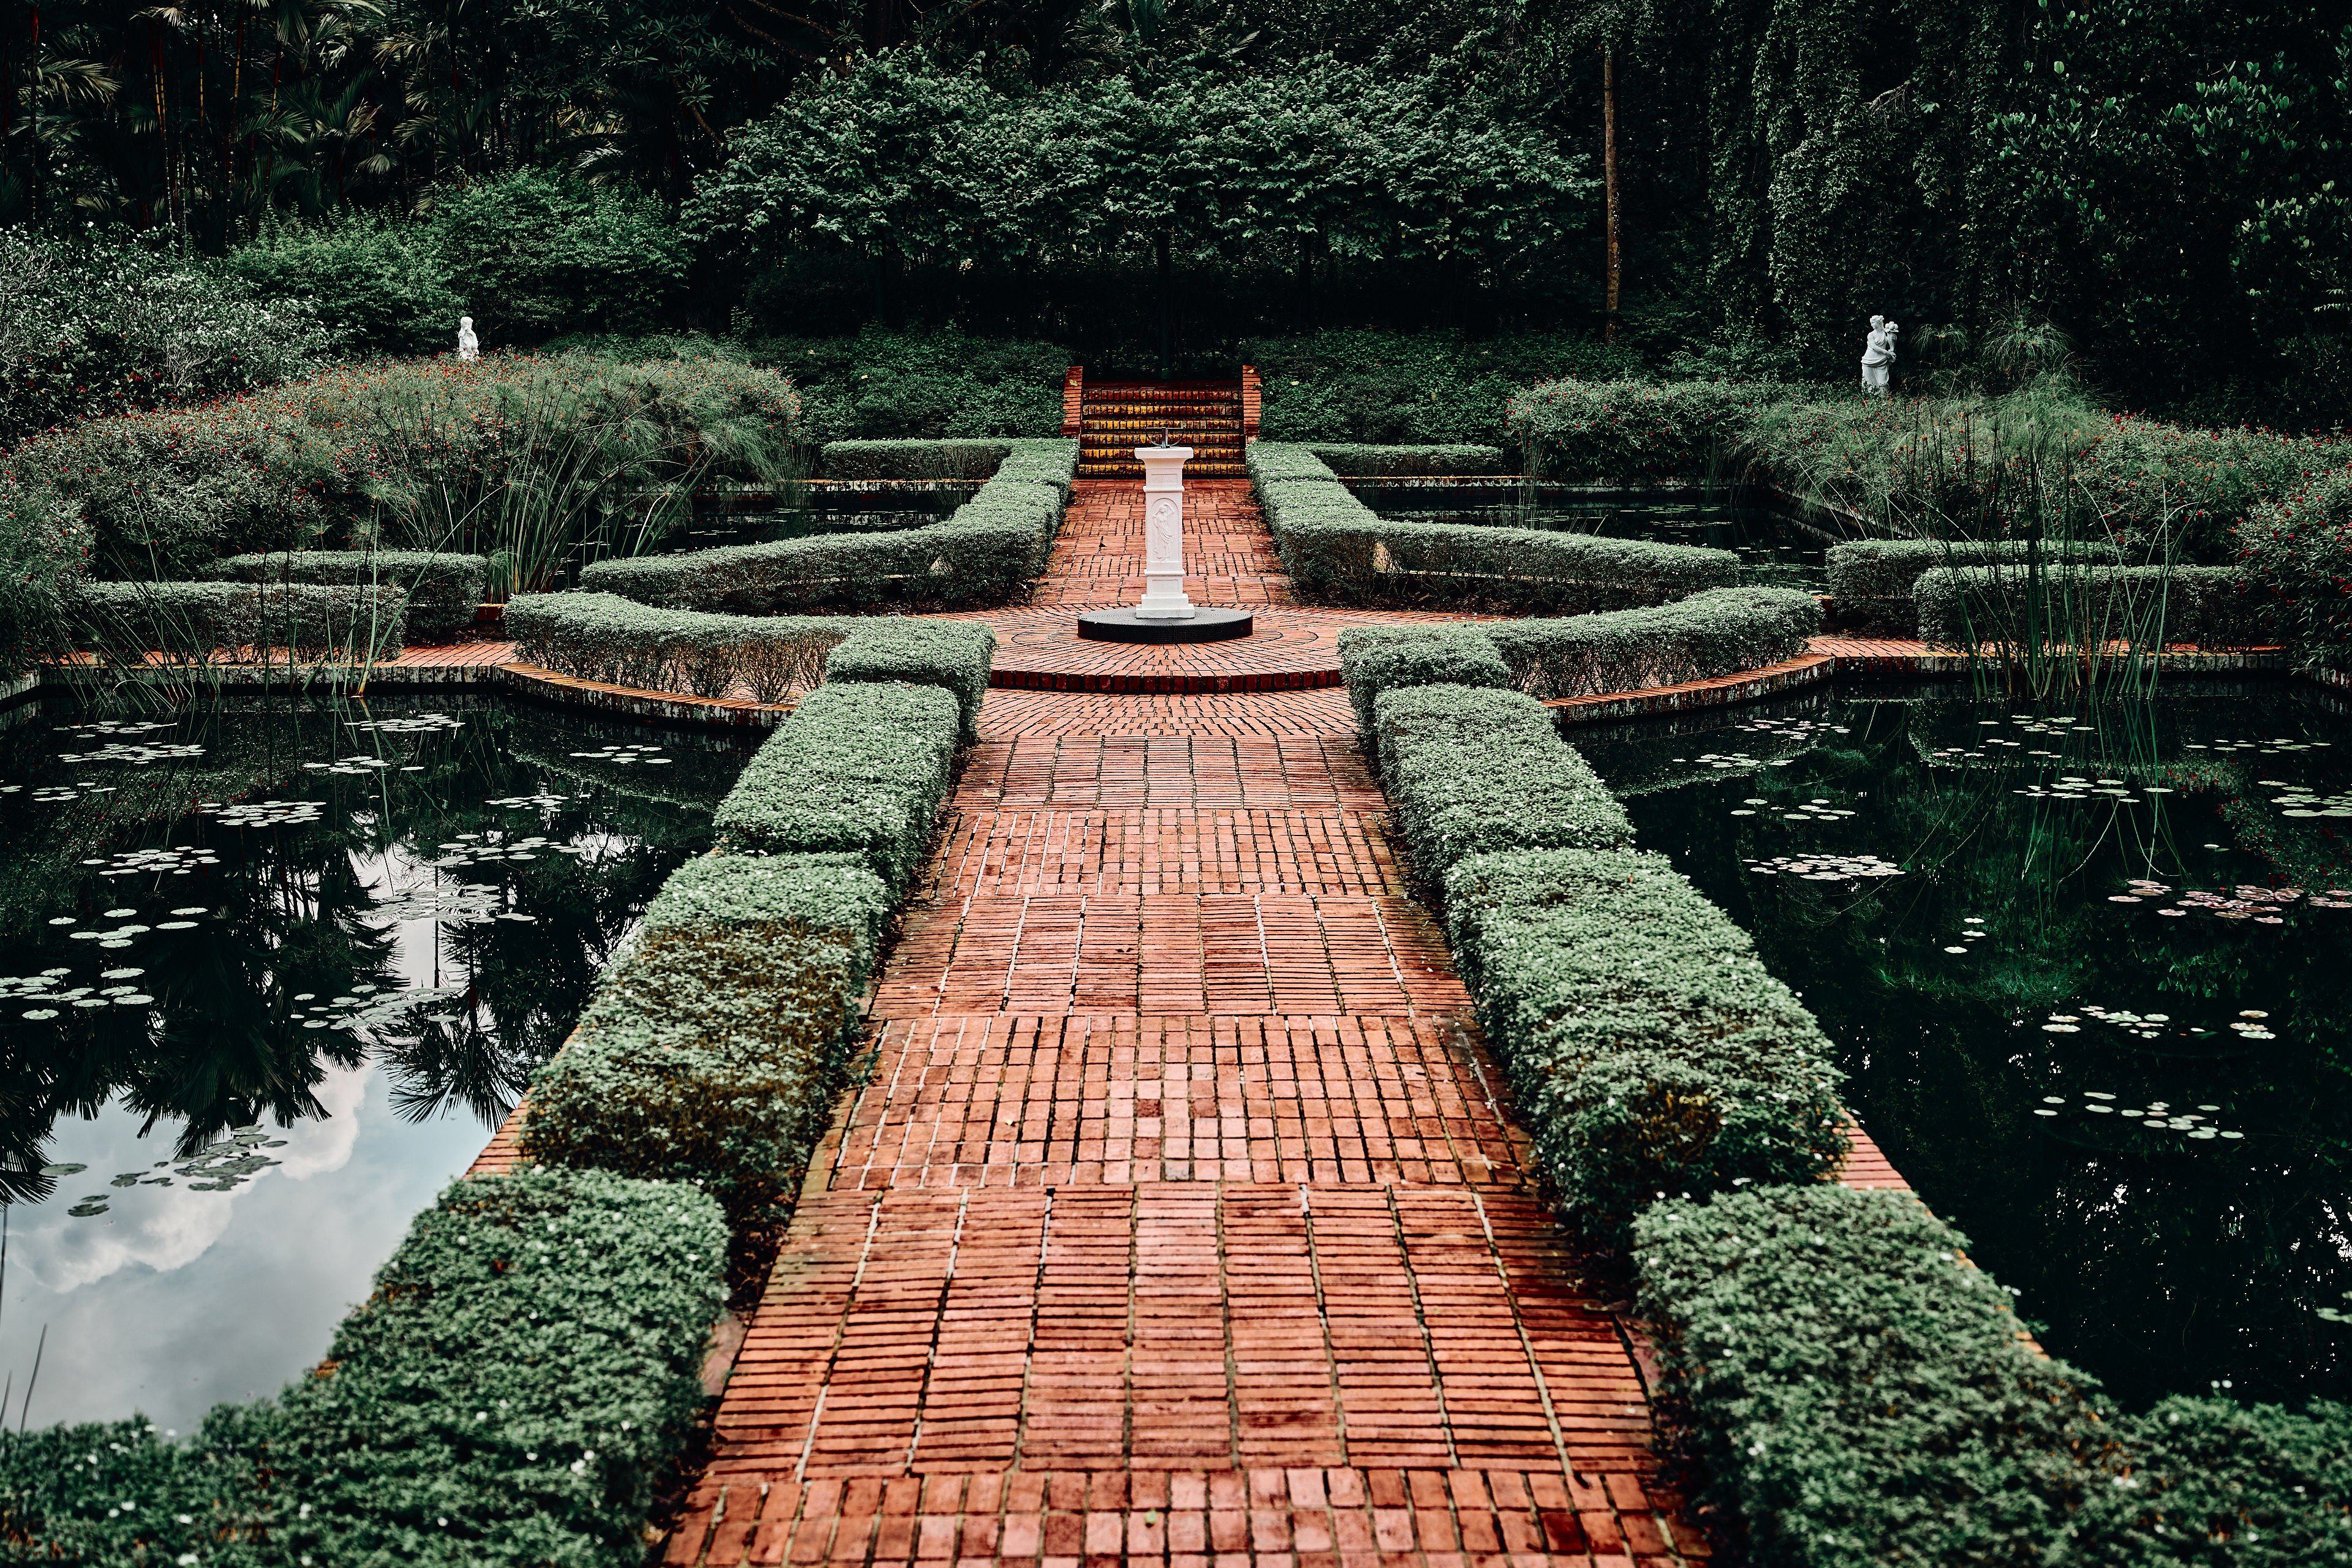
[1072,375,1250,480]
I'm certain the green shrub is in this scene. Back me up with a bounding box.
[1509,379,1800,482]
[1246,330,1647,447]
[205,550,489,641]
[1634,1184,2352,1567]
[821,440,1012,481]
[1447,850,1849,1249]
[1634,1184,2108,1568]
[431,170,694,346]
[581,440,1076,612]
[64,581,409,665]
[266,1166,727,1568]
[1372,684,1634,884]
[2238,465,2352,668]
[1913,564,2266,649]
[519,854,888,1233]
[825,620,997,744]
[744,328,1066,445]
[712,681,961,896]
[1825,540,2123,631]
[1336,624,1513,734]
[1,226,332,448]
[1250,444,1738,611]
[505,592,844,701]
[1484,586,1822,699]
[217,212,466,358]
[0,1403,281,1566]
[1303,443,1506,477]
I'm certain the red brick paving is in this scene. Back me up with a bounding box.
[663,480,1708,1566]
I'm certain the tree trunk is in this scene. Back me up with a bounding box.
[1603,48,1621,345]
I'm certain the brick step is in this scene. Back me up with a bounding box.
[1074,464,1250,478]
[1084,413,1242,427]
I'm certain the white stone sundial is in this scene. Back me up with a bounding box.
[1076,442,1254,644]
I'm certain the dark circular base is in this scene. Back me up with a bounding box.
[1076,607,1256,644]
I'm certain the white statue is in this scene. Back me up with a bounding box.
[1861,315,1899,394]
[456,316,480,362]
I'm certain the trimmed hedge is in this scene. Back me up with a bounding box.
[0,1404,280,1566]
[1250,443,1738,611]
[64,580,409,664]
[1336,624,1513,734]
[821,439,1011,480]
[1485,586,1821,699]
[824,619,995,744]
[1635,1184,2352,1567]
[1302,443,1506,477]
[1509,379,1799,483]
[712,680,961,896]
[519,854,889,1234]
[1372,684,1634,884]
[1913,564,2267,649]
[203,549,489,641]
[267,1167,728,1568]
[1446,849,1848,1248]
[1825,540,2122,631]
[581,439,1077,611]
[505,591,843,701]
[2238,464,2352,669]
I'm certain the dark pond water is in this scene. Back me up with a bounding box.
[1577,679,2352,1411]
[1365,493,1830,596]
[0,692,749,1430]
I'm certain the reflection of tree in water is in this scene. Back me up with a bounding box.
[0,692,741,1204]
[1597,688,2352,1408]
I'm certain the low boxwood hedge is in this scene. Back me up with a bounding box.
[519,853,888,1234]
[266,1167,728,1568]
[824,619,995,744]
[1913,563,2266,650]
[65,580,409,664]
[1486,586,1822,699]
[821,439,1011,481]
[712,680,961,896]
[1302,443,1506,477]
[1445,848,1848,1248]
[0,1404,280,1566]
[505,590,843,700]
[1372,684,1634,883]
[582,439,1076,612]
[1250,443,1737,611]
[204,549,489,641]
[1824,540,2123,631]
[1335,624,1512,734]
[1634,1183,2352,1567]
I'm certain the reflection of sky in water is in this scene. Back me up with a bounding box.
[2,1061,486,1430]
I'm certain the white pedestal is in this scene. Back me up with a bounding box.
[1134,445,1196,620]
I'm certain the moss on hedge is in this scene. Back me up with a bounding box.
[712,681,960,895]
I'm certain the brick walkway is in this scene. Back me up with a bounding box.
[661,480,1706,1567]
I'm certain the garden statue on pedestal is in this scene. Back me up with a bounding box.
[1861,315,1899,394]
[457,317,480,362]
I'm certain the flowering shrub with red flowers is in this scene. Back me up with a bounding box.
[2237,465,2352,668]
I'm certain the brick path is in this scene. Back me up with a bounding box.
[661,480,1708,1567]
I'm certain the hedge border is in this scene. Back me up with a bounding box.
[203,549,489,641]
[1914,563,2266,650]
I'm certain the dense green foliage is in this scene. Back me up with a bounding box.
[65,581,409,665]
[1635,1184,2352,1567]
[1251,442,1738,609]
[825,620,997,745]
[1300,443,1505,477]
[505,592,845,702]
[1447,849,1849,1249]
[1,228,331,447]
[581,439,1075,611]
[712,681,962,897]
[0,1169,729,1566]
[204,551,489,641]
[821,440,1019,481]
[2240,467,2352,670]
[1825,540,2122,631]
[520,856,887,1234]
[1913,564,2266,650]
[1254,332,1642,447]
[1370,684,1633,884]
[1485,587,1820,699]
[1336,625,1513,734]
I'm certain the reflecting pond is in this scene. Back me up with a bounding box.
[1363,491,1830,595]
[0,692,750,1429]
[1577,680,2352,1411]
